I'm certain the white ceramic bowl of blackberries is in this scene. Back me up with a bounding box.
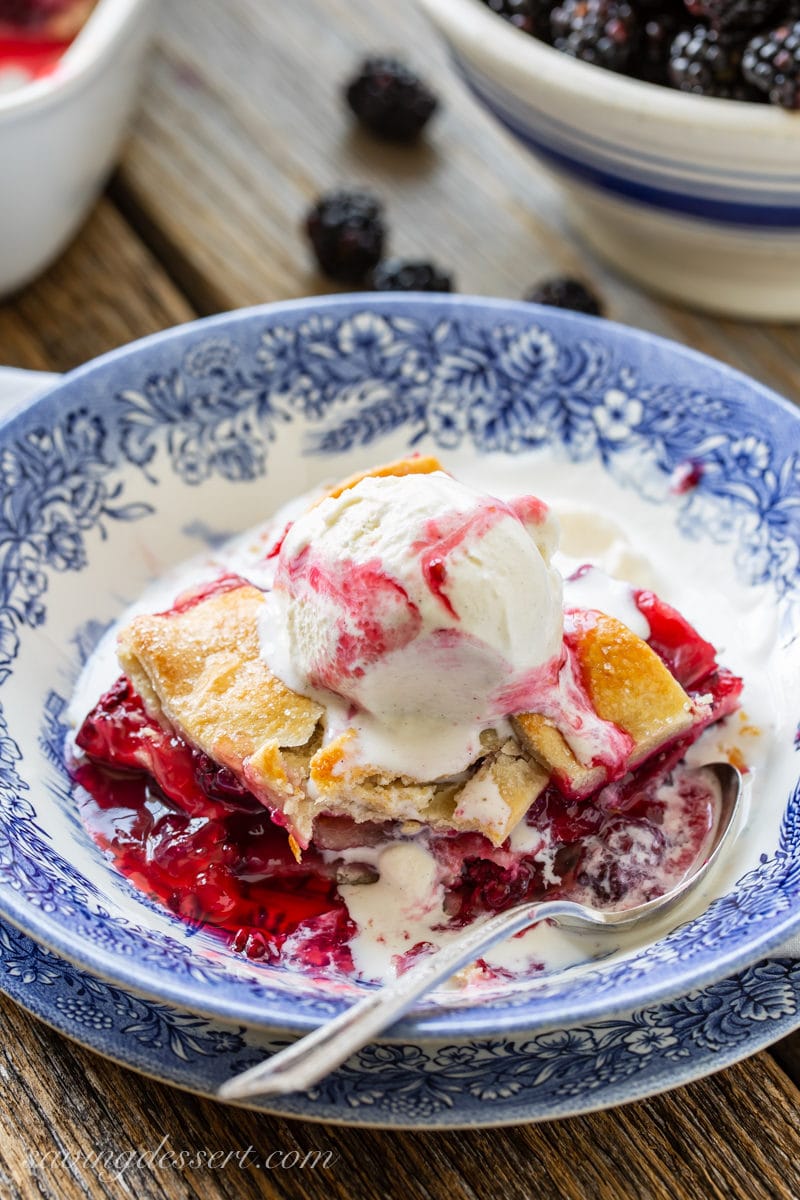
[418,0,800,319]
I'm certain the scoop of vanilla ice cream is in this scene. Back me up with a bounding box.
[259,471,563,777]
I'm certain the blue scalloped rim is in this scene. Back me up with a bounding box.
[0,295,797,1040]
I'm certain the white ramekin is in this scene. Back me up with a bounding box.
[0,0,155,298]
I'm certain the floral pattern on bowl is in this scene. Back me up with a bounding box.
[0,295,797,1039]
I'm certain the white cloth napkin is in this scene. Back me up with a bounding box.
[2,368,796,963]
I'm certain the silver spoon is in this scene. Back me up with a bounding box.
[218,761,742,1102]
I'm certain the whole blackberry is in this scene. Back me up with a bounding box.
[344,57,438,142]
[683,0,784,35]
[370,258,453,292]
[743,20,800,108]
[524,277,604,316]
[550,0,638,73]
[305,190,386,283]
[669,26,758,98]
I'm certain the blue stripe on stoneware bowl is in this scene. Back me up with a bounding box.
[0,296,798,1038]
[456,58,800,228]
[459,58,800,195]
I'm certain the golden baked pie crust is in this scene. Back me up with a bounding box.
[513,610,695,797]
[114,459,698,848]
[118,584,323,841]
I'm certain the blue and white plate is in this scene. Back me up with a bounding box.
[0,297,798,1112]
[2,915,800,1126]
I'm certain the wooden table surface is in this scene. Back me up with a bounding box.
[2,1,800,1197]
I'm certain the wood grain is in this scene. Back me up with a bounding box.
[0,199,194,372]
[0,1,800,1197]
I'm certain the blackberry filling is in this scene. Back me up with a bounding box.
[71,624,740,975]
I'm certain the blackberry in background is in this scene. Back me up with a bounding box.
[476,0,800,100]
[683,0,785,35]
[524,276,605,316]
[481,0,559,39]
[305,190,386,282]
[370,259,454,292]
[668,25,760,98]
[743,20,800,108]
[344,57,438,141]
[550,0,639,73]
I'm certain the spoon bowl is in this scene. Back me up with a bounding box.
[218,761,743,1102]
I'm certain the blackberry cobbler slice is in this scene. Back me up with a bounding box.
[71,456,744,980]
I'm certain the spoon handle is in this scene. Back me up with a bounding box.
[217,762,739,1103]
[218,898,595,1101]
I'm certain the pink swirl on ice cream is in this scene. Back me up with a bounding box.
[275,549,423,688]
[259,471,566,777]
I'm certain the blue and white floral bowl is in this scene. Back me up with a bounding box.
[418,0,800,320]
[0,295,799,1123]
